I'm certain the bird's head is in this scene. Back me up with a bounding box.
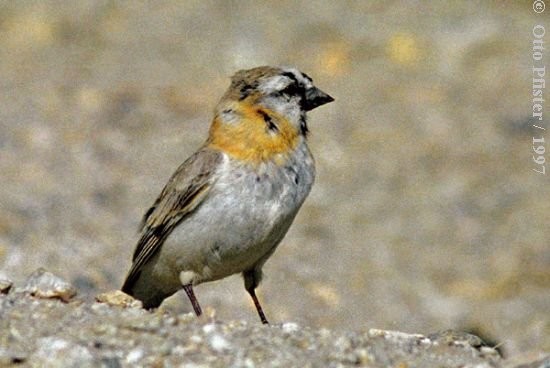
[209,66,333,163]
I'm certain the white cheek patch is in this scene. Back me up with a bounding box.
[259,75,290,94]
[217,102,241,125]
[220,110,240,124]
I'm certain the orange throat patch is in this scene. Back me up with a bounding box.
[207,104,300,165]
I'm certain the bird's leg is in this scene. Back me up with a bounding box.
[243,270,269,324]
[248,288,269,324]
[183,284,202,317]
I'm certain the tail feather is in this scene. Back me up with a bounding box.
[121,272,177,309]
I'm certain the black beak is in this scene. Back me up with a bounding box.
[303,87,334,111]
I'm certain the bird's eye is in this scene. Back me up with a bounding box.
[280,82,301,97]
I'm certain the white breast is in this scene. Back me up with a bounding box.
[161,141,315,283]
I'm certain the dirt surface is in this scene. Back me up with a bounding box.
[0,1,548,363]
[3,270,546,367]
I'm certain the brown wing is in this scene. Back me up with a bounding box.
[121,147,222,292]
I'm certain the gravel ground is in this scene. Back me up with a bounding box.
[0,1,548,363]
[3,269,544,368]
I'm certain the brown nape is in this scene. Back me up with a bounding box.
[221,66,282,102]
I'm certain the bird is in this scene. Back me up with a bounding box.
[121,66,333,324]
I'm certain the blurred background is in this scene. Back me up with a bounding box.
[0,0,548,357]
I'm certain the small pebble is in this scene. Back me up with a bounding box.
[368,329,425,343]
[189,335,203,344]
[202,323,217,334]
[33,337,93,365]
[125,348,144,364]
[209,334,231,352]
[282,322,300,333]
[23,268,76,302]
[428,329,485,348]
[0,278,13,294]
[96,290,143,308]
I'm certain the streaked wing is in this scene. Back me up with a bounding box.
[122,147,222,292]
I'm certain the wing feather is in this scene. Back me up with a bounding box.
[122,148,222,292]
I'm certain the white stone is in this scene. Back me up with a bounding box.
[209,334,231,352]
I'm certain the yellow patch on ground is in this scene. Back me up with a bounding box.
[318,41,351,76]
[78,87,104,112]
[387,33,421,66]
[3,12,55,48]
[310,282,341,308]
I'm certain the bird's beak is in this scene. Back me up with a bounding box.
[303,87,334,111]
